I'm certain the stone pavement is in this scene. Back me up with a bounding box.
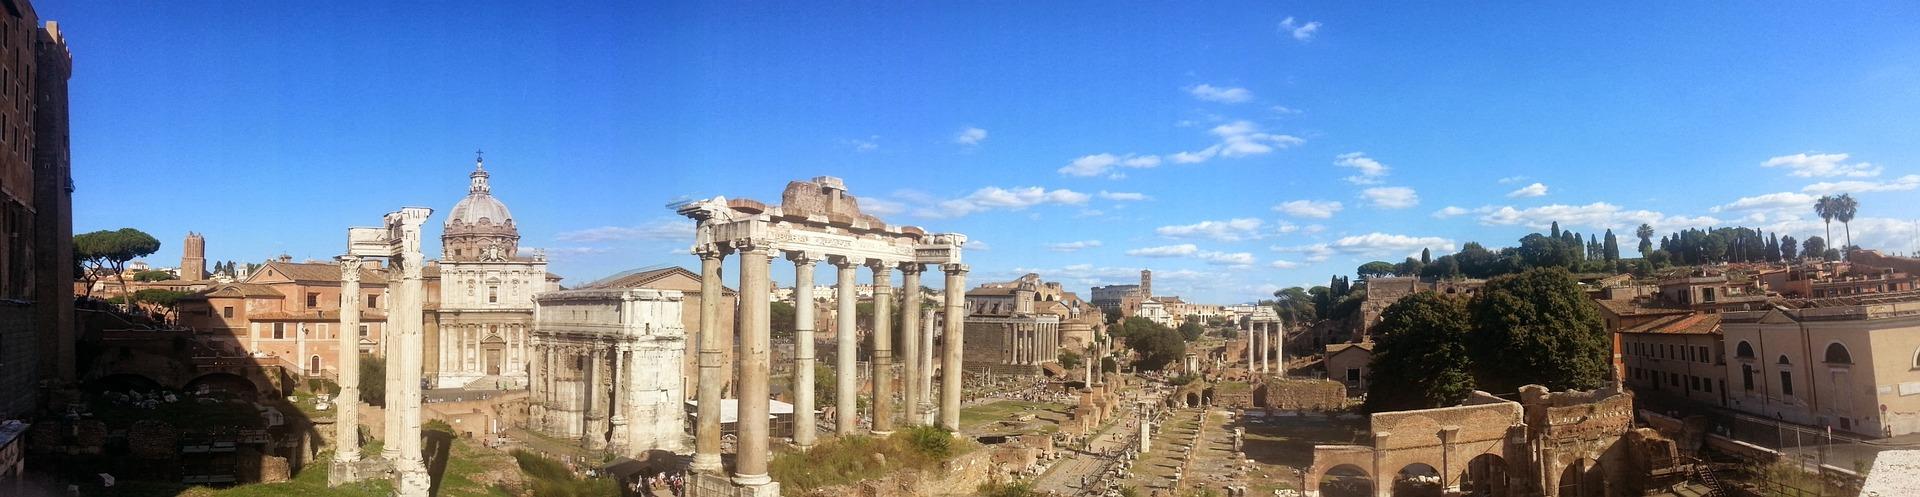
[1032,413,1140,495]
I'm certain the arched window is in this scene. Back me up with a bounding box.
[1825,343,1853,364]
[1777,355,1792,365]
[1736,341,1755,359]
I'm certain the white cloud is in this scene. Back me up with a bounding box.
[843,135,879,152]
[1211,121,1304,158]
[1098,190,1151,201]
[968,240,991,251]
[1156,218,1265,242]
[1302,224,1327,235]
[1127,244,1200,257]
[1274,233,1456,262]
[1269,260,1301,269]
[1271,105,1302,115]
[1187,84,1253,104]
[1756,216,1920,252]
[1169,148,1218,164]
[862,197,906,216]
[1801,174,1920,195]
[953,127,988,146]
[1477,202,1719,232]
[1274,222,1299,234]
[1336,152,1390,185]
[1506,182,1549,198]
[916,186,1091,218]
[1497,175,1529,184]
[1762,152,1882,178]
[1058,153,1162,177]
[1361,187,1420,209]
[1712,192,1817,214]
[1197,251,1257,266]
[555,219,694,242]
[1432,206,1471,219]
[1278,16,1321,41]
[1274,200,1343,219]
[1045,240,1104,252]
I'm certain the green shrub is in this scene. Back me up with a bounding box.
[978,481,1037,497]
[423,419,454,436]
[899,425,954,459]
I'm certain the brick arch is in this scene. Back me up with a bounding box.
[1306,446,1376,497]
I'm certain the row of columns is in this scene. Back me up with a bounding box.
[527,338,637,451]
[330,207,430,495]
[1245,320,1283,375]
[1002,323,1059,365]
[690,244,968,492]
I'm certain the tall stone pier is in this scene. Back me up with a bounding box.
[329,255,365,485]
[343,207,433,497]
[676,177,970,496]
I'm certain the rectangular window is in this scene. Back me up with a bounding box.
[1700,346,1711,363]
[1704,380,1713,393]
[489,286,498,303]
[273,323,285,340]
[1742,365,1754,391]
[1346,368,1361,381]
[359,324,370,338]
[222,306,233,318]
[1690,376,1700,390]
[367,295,378,309]
[1670,373,1681,387]
[1780,371,1794,396]
[1703,287,1717,303]
[306,293,319,307]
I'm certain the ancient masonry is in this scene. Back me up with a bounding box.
[1242,306,1283,374]
[329,207,433,497]
[676,177,967,497]
[527,286,689,456]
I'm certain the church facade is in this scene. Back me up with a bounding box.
[428,157,556,389]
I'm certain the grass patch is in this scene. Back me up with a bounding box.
[770,427,971,494]
[959,400,1072,433]
[511,450,619,497]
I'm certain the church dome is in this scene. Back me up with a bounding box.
[447,160,514,229]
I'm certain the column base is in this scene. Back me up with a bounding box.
[691,453,724,474]
[732,473,772,486]
[394,460,432,497]
[688,472,782,497]
[326,458,362,487]
[870,430,894,437]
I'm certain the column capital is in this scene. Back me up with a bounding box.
[866,260,895,278]
[695,244,732,259]
[337,255,363,280]
[897,261,925,274]
[733,239,776,256]
[827,254,862,269]
[942,263,969,275]
[785,251,824,267]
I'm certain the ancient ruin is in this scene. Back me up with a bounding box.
[527,286,689,455]
[329,207,433,497]
[1242,307,1283,374]
[675,176,968,497]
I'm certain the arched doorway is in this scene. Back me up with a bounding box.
[1557,459,1606,497]
[1394,463,1442,497]
[1318,464,1373,497]
[482,332,507,375]
[1186,392,1202,407]
[310,355,323,374]
[1461,453,1509,497]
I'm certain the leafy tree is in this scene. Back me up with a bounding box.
[133,289,191,322]
[360,353,386,405]
[1357,261,1396,279]
[770,301,796,339]
[1635,223,1655,256]
[1781,235,1799,260]
[1394,257,1425,277]
[1270,286,1316,324]
[1467,268,1610,393]
[1365,292,1476,412]
[1602,229,1621,261]
[74,228,162,305]
[1815,195,1837,254]
[1176,320,1205,342]
[1119,317,1185,371]
[1824,248,1842,261]
[1804,236,1827,260]
[1517,233,1571,269]
[133,270,175,282]
[1058,350,1083,370]
[1420,248,1432,265]
[1420,254,1461,280]
[1647,249,1671,268]
[1833,193,1858,256]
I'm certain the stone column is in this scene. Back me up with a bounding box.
[1276,321,1285,377]
[1245,324,1255,371]
[919,307,936,424]
[609,346,629,451]
[584,346,606,450]
[1082,342,1093,388]
[832,257,859,435]
[691,248,727,474]
[940,264,967,432]
[388,207,431,497]
[296,322,308,375]
[868,262,895,434]
[1258,323,1269,374]
[899,263,922,426]
[788,253,819,450]
[330,256,363,485]
[733,244,774,488]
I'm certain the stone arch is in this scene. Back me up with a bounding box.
[1460,453,1510,497]
[1823,342,1853,364]
[1555,458,1605,497]
[1316,464,1373,497]
[185,372,265,399]
[1186,391,1202,408]
[1393,463,1442,497]
[1736,340,1754,359]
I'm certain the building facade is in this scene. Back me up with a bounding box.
[0,3,72,419]
[964,282,1062,375]
[429,158,555,389]
[177,259,391,375]
[1721,292,1920,437]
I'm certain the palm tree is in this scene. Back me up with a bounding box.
[1815,195,1836,255]
[1834,193,1858,257]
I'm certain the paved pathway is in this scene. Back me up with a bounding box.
[1032,415,1140,496]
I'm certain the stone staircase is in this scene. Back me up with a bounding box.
[461,375,523,390]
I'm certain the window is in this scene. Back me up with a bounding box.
[1702,287,1716,303]
[1780,371,1794,396]
[1689,376,1700,391]
[1737,341,1755,359]
[273,323,285,340]
[1699,346,1710,363]
[1670,373,1681,387]
[1824,343,1853,365]
[1346,368,1361,382]
[367,295,378,308]
[1742,365,1754,391]
[1704,380,1713,393]
[306,293,319,307]
[359,324,370,338]
[1777,355,1791,365]
[222,306,233,318]
[488,286,498,303]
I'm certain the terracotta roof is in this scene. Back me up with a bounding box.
[1591,298,1690,318]
[254,261,390,284]
[576,266,727,293]
[1622,313,1721,335]
[250,310,390,321]
[967,287,1019,296]
[1326,342,1373,355]
[184,283,284,300]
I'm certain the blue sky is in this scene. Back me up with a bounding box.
[53,1,1920,303]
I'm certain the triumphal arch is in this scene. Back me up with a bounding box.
[676,176,969,497]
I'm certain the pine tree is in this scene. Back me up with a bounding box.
[1602,229,1620,261]
[1365,292,1476,412]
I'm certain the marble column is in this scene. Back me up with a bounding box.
[584,346,605,450]
[1245,323,1256,371]
[1082,342,1093,388]
[733,244,773,488]
[1275,321,1285,377]
[610,346,628,450]
[388,208,431,497]
[1258,323,1269,374]
[330,256,363,486]
[939,264,967,432]
[832,257,858,435]
[868,262,895,434]
[691,249,726,474]
[788,253,819,450]
[919,307,936,424]
[296,323,308,375]
[899,264,922,427]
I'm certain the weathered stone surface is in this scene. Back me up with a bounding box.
[1258,378,1346,411]
[127,420,178,460]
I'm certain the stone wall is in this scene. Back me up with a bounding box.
[0,303,35,417]
[798,449,995,497]
[1259,378,1347,411]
